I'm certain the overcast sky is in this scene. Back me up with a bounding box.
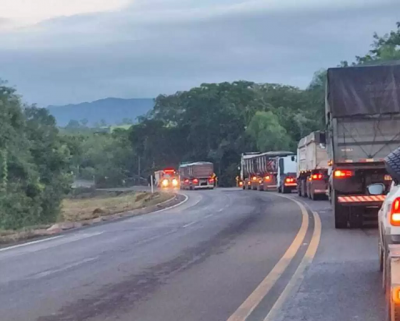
[0,0,399,106]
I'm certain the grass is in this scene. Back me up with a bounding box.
[0,191,174,245]
[59,191,173,222]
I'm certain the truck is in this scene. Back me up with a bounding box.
[179,162,214,190]
[277,154,298,194]
[154,168,179,189]
[326,64,400,229]
[240,152,262,190]
[240,151,294,191]
[297,131,329,200]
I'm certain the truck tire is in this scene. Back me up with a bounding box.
[333,190,348,229]
[386,147,400,184]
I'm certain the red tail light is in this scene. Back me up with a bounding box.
[311,174,323,180]
[208,178,214,183]
[239,181,243,186]
[192,178,199,184]
[252,176,257,181]
[264,175,271,181]
[334,170,353,178]
[390,198,400,226]
[285,177,295,183]
[385,175,392,181]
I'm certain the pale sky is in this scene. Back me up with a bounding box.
[0,0,399,106]
[1,0,130,26]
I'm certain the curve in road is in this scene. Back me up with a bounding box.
[0,189,319,321]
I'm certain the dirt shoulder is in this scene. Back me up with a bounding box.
[0,191,185,246]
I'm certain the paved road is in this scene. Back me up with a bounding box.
[0,188,385,320]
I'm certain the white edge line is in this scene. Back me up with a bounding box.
[0,235,63,253]
[182,221,198,228]
[150,193,189,215]
[0,194,189,254]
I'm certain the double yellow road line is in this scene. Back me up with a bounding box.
[227,196,322,321]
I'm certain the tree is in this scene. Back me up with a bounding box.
[0,83,73,229]
[246,111,291,152]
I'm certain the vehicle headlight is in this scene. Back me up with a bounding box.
[172,179,178,186]
[162,179,169,187]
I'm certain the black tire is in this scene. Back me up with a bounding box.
[386,147,400,183]
[333,190,348,229]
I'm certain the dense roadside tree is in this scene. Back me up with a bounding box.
[0,84,73,229]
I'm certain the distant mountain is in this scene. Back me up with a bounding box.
[47,97,154,127]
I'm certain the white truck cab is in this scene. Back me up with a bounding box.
[277,155,297,193]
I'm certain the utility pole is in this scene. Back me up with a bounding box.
[138,156,141,185]
[150,174,154,194]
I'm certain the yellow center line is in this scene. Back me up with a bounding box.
[263,209,322,321]
[226,198,309,321]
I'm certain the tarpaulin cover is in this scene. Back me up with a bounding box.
[326,64,400,118]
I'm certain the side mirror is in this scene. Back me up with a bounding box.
[367,183,385,195]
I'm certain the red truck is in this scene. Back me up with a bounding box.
[179,162,214,190]
[240,151,295,191]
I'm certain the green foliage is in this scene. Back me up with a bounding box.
[0,85,73,229]
[246,111,291,151]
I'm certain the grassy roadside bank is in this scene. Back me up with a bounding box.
[0,191,175,245]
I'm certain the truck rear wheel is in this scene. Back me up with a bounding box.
[333,191,348,229]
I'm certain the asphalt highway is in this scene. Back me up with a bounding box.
[0,188,384,321]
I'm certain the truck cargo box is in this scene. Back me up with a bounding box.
[297,131,328,174]
[326,64,400,164]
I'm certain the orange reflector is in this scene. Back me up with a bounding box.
[385,175,393,181]
[393,286,400,304]
[264,175,271,181]
[252,176,257,181]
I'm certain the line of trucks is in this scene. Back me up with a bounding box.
[154,162,215,190]
[240,64,400,320]
[241,64,400,230]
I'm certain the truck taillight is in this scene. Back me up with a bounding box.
[390,198,400,226]
[252,176,257,181]
[264,175,271,181]
[285,177,295,183]
[311,174,323,180]
[392,286,400,304]
[192,178,199,184]
[385,175,392,181]
[208,177,214,183]
[334,170,353,178]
